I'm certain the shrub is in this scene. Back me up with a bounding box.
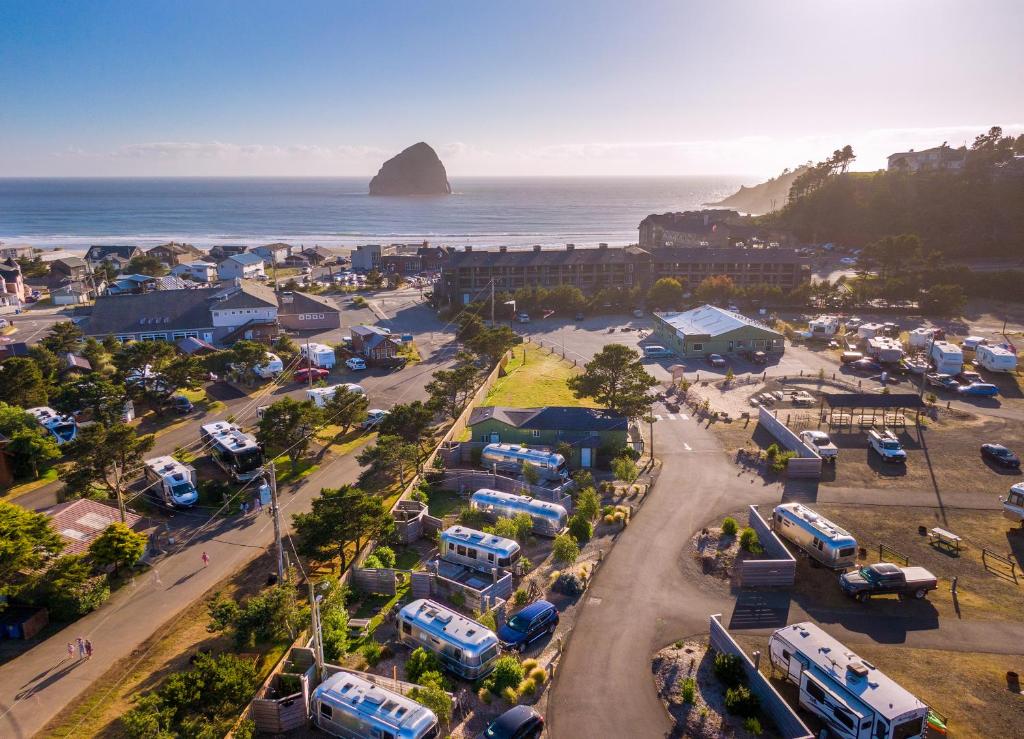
[517,677,537,696]
[680,676,696,704]
[613,511,625,524]
[529,666,548,684]
[601,504,615,516]
[458,508,488,529]
[488,513,533,543]
[474,608,497,632]
[721,517,738,536]
[552,572,585,596]
[567,513,593,544]
[410,681,453,726]
[477,686,492,704]
[513,588,529,607]
[611,454,638,482]
[518,556,532,574]
[725,367,735,382]
[521,658,539,673]
[764,443,781,460]
[603,513,615,525]
[372,545,396,568]
[673,639,685,649]
[724,685,760,717]
[483,655,525,696]
[361,640,388,666]
[411,488,429,504]
[770,450,795,473]
[362,554,384,569]
[575,487,602,521]
[743,716,763,735]
[406,647,443,684]
[38,555,111,620]
[552,533,581,564]
[501,686,518,704]
[713,652,745,688]
[739,527,763,554]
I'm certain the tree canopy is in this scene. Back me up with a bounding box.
[647,277,685,310]
[89,522,147,575]
[567,344,656,418]
[0,500,65,600]
[292,485,392,571]
[0,357,49,407]
[256,397,322,466]
[61,423,155,520]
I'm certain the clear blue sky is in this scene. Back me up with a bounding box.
[2,0,1022,176]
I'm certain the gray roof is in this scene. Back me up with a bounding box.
[655,305,783,339]
[447,245,644,269]
[211,281,278,310]
[647,246,806,264]
[467,405,628,432]
[351,324,389,338]
[84,287,221,336]
[222,252,265,266]
[52,256,87,269]
[277,290,338,315]
[86,244,140,261]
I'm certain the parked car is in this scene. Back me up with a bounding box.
[981,443,1021,469]
[361,409,390,430]
[0,318,8,329]
[848,358,882,373]
[293,367,329,383]
[516,313,530,324]
[497,600,558,651]
[632,308,644,318]
[958,382,999,397]
[483,706,544,739]
[706,353,726,367]
[345,357,367,371]
[642,345,674,359]
[800,430,838,462]
[743,349,768,364]
[839,351,864,364]
[165,394,194,415]
[839,563,938,602]
[839,257,858,266]
[957,370,983,384]
[867,429,906,463]
[925,372,960,391]
[574,312,585,321]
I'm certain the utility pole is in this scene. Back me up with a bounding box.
[310,581,324,674]
[114,461,127,523]
[490,279,495,326]
[305,338,313,389]
[268,462,285,583]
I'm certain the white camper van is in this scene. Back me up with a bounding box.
[300,342,337,369]
[975,343,1017,373]
[144,456,199,508]
[773,502,858,569]
[311,671,439,739]
[306,383,366,408]
[769,622,932,739]
[253,352,284,379]
[929,340,963,376]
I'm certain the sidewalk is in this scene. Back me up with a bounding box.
[0,447,366,739]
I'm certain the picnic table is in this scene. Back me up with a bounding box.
[928,527,962,555]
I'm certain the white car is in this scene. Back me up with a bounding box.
[516,313,530,324]
[800,430,838,462]
[839,257,858,266]
[362,409,389,429]
[345,357,367,371]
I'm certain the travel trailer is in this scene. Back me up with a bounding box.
[300,341,337,369]
[439,525,521,572]
[769,622,932,739]
[907,327,936,349]
[199,421,264,482]
[805,315,839,339]
[929,340,963,376]
[856,322,884,340]
[311,671,440,739]
[144,456,199,508]
[470,489,568,537]
[865,336,903,364]
[772,502,858,569]
[1001,483,1024,526]
[397,599,500,680]
[306,383,365,408]
[253,352,285,379]
[26,406,77,445]
[480,443,568,482]
[975,343,1017,373]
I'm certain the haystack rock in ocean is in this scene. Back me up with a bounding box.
[368,142,452,196]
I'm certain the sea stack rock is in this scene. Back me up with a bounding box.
[369,142,452,196]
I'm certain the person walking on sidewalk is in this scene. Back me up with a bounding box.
[201,551,210,568]
[240,501,248,516]
[76,637,86,659]
[84,639,93,659]
[67,642,75,661]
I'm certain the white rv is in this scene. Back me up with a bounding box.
[311,671,439,739]
[865,336,903,364]
[856,322,884,340]
[772,502,858,569]
[929,340,963,375]
[975,343,1017,373]
[300,342,336,369]
[906,327,937,349]
[439,525,521,572]
[769,622,931,739]
[144,456,199,508]
[26,406,77,445]
[306,383,366,408]
[199,421,264,482]
[1000,482,1024,526]
[470,489,568,537]
[253,352,284,379]
[397,599,500,680]
[806,315,840,339]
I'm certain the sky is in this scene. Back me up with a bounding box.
[1,0,1022,178]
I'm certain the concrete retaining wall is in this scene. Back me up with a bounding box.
[757,406,821,479]
[708,615,814,739]
[736,504,796,587]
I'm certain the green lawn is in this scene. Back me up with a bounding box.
[1,467,59,500]
[425,487,465,518]
[484,345,596,408]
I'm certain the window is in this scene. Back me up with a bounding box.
[832,707,855,730]
[487,553,495,563]
[805,679,826,703]
[319,702,332,718]
[692,343,703,352]
[456,545,467,556]
[467,547,478,559]
[531,430,540,438]
[402,621,412,635]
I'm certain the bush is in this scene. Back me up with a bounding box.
[372,545,396,568]
[513,588,529,607]
[406,647,443,684]
[713,652,745,688]
[680,676,696,704]
[521,658,539,673]
[743,716,763,735]
[474,608,497,632]
[517,677,538,695]
[721,517,738,536]
[482,655,525,697]
[739,527,763,554]
[575,487,602,521]
[770,450,795,473]
[552,533,581,564]
[487,513,533,543]
[477,686,492,703]
[411,488,429,504]
[611,454,638,482]
[724,685,760,717]
[501,686,518,704]
[361,640,388,666]
[552,572,585,596]
[603,513,615,525]
[458,508,488,529]
[38,555,110,621]
[362,554,385,569]
[567,512,593,544]
[410,681,453,725]
[449,590,466,608]
[529,666,548,684]
[601,504,615,516]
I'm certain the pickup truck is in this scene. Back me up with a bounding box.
[867,429,907,463]
[839,563,938,602]
[801,430,838,462]
[925,372,960,391]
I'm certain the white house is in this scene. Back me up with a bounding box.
[171,261,218,283]
[217,253,266,281]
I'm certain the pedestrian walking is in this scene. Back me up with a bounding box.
[201,551,210,567]
[67,642,75,660]
[254,495,263,512]
[84,639,93,659]
[76,637,86,659]
[241,501,248,516]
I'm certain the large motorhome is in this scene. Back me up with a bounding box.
[26,406,77,445]
[772,502,858,569]
[311,671,439,739]
[300,341,336,369]
[470,489,568,537]
[144,456,199,508]
[199,421,264,482]
[769,622,931,739]
[806,315,839,339]
[975,343,1018,373]
[929,340,963,375]
[865,336,904,364]
[306,383,366,408]
[397,599,500,680]
[480,443,568,482]
[439,525,521,573]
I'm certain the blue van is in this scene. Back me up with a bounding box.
[497,600,558,651]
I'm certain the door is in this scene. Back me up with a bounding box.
[581,447,593,468]
[788,652,803,683]
[489,432,500,444]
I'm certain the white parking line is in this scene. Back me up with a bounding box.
[680,414,689,421]
[683,442,693,451]
[665,413,676,420]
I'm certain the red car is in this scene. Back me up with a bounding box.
[293,367,329,383]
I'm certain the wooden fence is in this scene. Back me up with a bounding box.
[736,504,797,588]
[350,567,399,596]
[436,469,574,513]
[757,406,822,479]
[249,647,317,735]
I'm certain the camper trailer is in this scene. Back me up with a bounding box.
[26,406,77,445]
[769,622,931,739]
[306,383,366,408]
[773,502,858,569]
[865,336,904,364]
[199,421,264,482]
[253,352,285,379]
[300,342,337,369]
[856,322,884,340]
[144,456,199,508]
[311,671,440,739]
[470,489,568,537]
[1001,482,1024,526]
[806,315,840,339]
[975,344,1017,373]
[440,525,521,572]
[397,599,500,680]
[480,443,568,482]
[929,340,963,375]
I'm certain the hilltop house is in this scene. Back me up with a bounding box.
[652,304,785,358]
[105,273,189,296]
[887,144,968,172]
[276,290,341,332]
[208,244,249,261]
[350,324,401,360]
[217,253,267,281]
[85,245,142,270]
[300,246,338,266]
[51,281,102,306]
[466,405,629,469]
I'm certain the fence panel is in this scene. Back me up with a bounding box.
[757,407,821,479]
[736,505,797,587]
[351,567,398,596]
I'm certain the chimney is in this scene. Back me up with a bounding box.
[599,243,608,250]
[499,246,508,253]
[533,244,542,252]
[566,243,575,251]
[464,245,473,252]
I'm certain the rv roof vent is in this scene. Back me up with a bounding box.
[847,662,869,679]
[362,688,386,706]
[466,628,476,637]
[339,681,353,693]
[395,706,407,717]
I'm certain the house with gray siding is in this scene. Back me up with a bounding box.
[277,290,340,332]
[653,304,784,358]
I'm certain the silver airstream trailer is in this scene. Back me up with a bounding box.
[440,525,521,572]
[773,502,858,569]
[311,670,439,739]
[397,599,500,680]
[469,488,568,537]
[480,443,568,482]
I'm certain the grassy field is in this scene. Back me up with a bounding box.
[1,466,59,500]
[484,344,597,409]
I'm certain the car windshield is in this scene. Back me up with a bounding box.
[992,448,1009,456]
[881,441,901,450]
[171,482,197,501]
[507,615,531,633]
[859,567,879,582]
[234,448,263,472]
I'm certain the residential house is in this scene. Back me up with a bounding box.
[252,242,292,266]
[84,281,278,345]
[300,246,338,266]
[283,253,311,269]
[350,324,401,360]
[61,353,93,375]
[146,242,202,266]
[85,244,142,270]
[217,253,267,281]
[417,244,448,273]
[652,304,785,358]
[276,290,341,332]
[0,258,25,313]
[639,211,738,248]
[43,499,145,556]
[466,405,629,469]
[887,144,968,172]
[106,273,190,295]
[170,261,219,283]
[51,280,101,306]
[208,244,249,261]
[0,244,35,261]
[351,241,428,272]
[47,256,91,287]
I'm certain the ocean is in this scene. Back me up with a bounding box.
[0,176,753,251]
